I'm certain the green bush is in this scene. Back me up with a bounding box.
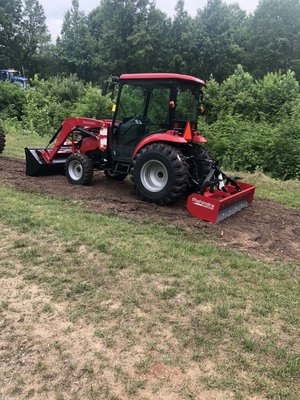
[256,70,299,123]
[269,121,300,180]
[21,75,112,134]
[201,113,300,180]
[202,67,300,180]
[204,66,300,124]
[0,82,26,120]
[22,85,52,134]
[22,75,87,135]
[73,86,112,119]
[202,116,275,172]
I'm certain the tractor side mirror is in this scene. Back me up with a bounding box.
[102,76,119,99]
[109,83,117,100]
[110,76,119,100]
[102,81,110,96]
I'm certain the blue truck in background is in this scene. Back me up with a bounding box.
[0,69,28,90]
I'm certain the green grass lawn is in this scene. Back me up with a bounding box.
[1,123,47,159]
[230,170,300,209]
[1,122,299,399]
[0,184,299,399]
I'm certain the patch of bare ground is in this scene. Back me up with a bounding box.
[0,225,237,400]
[0,156,299,263]
[0,276,224,400]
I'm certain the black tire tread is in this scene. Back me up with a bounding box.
[132,143,188,205]
[65,153,93,185]
[0,128,6,154]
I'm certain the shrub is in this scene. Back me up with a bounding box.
[201,113,300,180]
[269,121,300,180]
[256,70,299,123]
[0,82,26,120]
[204,66,300,125]
[22,75,88,135]
[201,116,275,172]
[73,86,112,119]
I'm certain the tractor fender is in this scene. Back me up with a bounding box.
[132,132,187,159]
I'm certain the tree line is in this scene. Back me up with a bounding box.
[1,0,300,83]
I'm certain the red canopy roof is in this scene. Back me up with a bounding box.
[120,73,205,86]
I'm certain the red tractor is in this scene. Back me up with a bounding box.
[25,73,255,223]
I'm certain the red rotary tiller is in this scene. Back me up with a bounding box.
[187,161,255,223]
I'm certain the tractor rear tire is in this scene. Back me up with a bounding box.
[0,128,6,154]
[104,170,128,181]
[65,153,93,185]
[132,143,188,205]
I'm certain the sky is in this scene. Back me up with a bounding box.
[39,0,260,41]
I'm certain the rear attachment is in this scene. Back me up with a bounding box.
[187,162,255,223]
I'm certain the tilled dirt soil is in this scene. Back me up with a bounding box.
[0,156,299,263]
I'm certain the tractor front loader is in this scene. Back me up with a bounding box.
[25,73,255,223]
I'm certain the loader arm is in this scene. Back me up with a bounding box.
[41,117,102,163]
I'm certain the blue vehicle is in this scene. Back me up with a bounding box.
[0,69,28,90]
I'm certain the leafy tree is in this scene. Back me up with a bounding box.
[170,0,194,73]
[88,0,172,78]
[243,0,300,78]
[135,5,172,72]
[88,0,148,75]
[204,65,257,123]
[256,69,299,123]
[0,0,23,67]
[204,66,299,123]
[58,0,95,80]
[193,0,246,81]
[202,67,300,179]
[20,0,50,75]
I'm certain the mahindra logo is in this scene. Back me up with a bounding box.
[192,197,215,210]
[83,120,96,125]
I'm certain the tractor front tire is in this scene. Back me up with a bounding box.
[0,128,6,154]
[65,153,93,185]
[104,170,128,181]
[132,143,188,205]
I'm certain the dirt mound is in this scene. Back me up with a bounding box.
[0,156,299,263]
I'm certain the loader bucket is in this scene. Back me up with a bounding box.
[187,181,255,223]
[25,148,66,176]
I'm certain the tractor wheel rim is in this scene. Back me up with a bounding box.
[69,160,83,181]
[140,160,168,192]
